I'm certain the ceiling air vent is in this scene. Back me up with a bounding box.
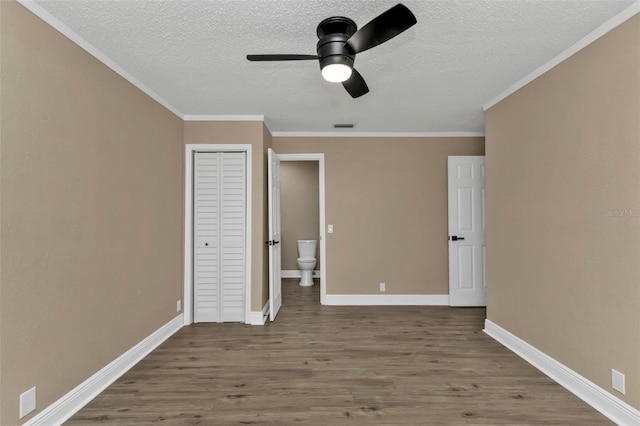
[334,124,354,129]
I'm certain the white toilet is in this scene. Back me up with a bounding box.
[296,240,317,287]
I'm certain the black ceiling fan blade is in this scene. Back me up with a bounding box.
[342,69,369,98]
[247,54,319,61]
[345,4,417,54]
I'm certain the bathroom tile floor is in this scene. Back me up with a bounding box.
[66,280,612,425]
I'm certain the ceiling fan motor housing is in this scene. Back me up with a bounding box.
[317,34,355,71]
[316,17,358,71]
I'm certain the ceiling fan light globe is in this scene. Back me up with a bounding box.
[322,64,352,83]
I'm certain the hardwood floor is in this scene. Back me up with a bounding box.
[67,280,611,425]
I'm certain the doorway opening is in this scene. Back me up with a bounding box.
[278,154,327,306]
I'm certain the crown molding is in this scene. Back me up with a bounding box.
[17,0,184,118]
[179,116,278,137]
[182,115,266,121]
[483,0,640,111]
[271,131,485,138]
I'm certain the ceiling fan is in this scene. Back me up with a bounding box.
[246,4,417,98]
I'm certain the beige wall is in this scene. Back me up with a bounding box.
[273,137,484,294]
[485,15,640,409]
[280,162,320,271]
[1,2,184,424]
[183,121,270,311]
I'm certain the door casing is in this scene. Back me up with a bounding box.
[184,144,252,325]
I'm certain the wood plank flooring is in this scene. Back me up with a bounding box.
[67,280,611,425]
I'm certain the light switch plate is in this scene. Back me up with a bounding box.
[20,387,36,419]
[328,224,334,234]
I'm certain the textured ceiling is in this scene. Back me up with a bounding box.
[30,0,636,134]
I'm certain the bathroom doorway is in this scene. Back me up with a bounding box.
[278,154,326,304]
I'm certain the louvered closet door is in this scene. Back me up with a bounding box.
[219,153,246,321]
[194,152,246,323]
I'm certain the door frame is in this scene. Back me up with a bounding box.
[183,144,253,325]
[279,153,327,305]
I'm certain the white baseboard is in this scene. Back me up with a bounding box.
[281,270,300,278]
[281,269,320,279]
[249,300,270,325]
[23,315,183,426]
[324,294,449,306]
[484,319,640,425]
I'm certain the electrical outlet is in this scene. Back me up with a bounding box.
[612,369,625,394]
[328,224,334,234]
[20,387,36,419]
[177,300,182,312]
[380,282,385,292]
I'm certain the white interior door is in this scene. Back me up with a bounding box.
[268,148,282,320]
[448,156,486,307]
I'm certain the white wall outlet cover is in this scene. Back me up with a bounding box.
[328,224,333,233]
[177,299,182,312]
[20,386,36,419]
[380,282,386,292]
[612,369,625,394]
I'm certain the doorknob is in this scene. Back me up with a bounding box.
[449,236,465,241]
